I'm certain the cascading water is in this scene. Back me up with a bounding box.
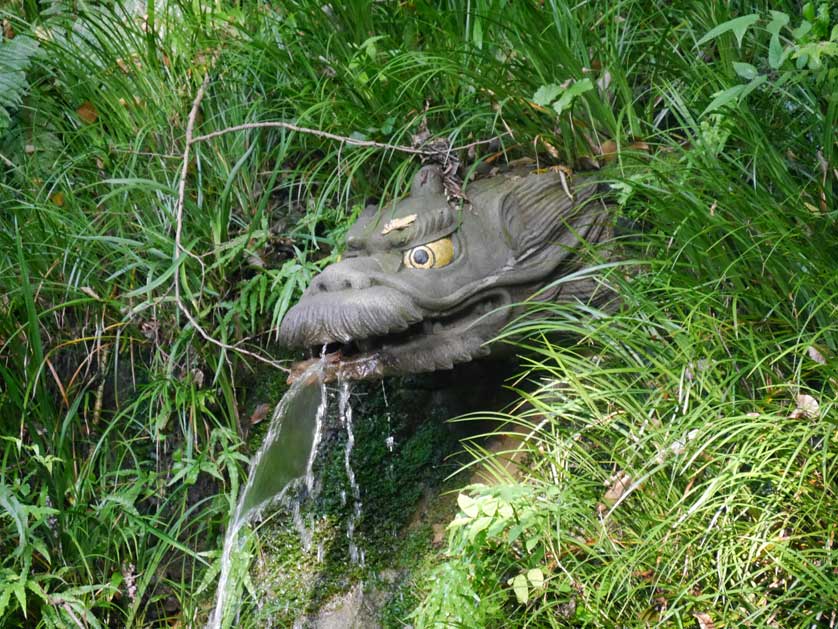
[208,361,328,629]
[381,380,395,453]
[339,380,364,566]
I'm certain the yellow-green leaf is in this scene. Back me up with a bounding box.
[527,568,544,589]
[457,493,479,518]
[511,573,528,604]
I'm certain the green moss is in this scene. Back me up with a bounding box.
[242,376,469,624]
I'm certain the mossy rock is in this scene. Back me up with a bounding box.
[242,360,517,626]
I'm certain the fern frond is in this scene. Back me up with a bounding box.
[0,34,40,133]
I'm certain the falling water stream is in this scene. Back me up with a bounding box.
[208,361,328,628]
[339,381,364,566]
[208,360,368,627]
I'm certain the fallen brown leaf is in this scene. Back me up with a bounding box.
[599,139,618,161]
[790,393,819,419]
[628,141,650,152]
[50,191,64,207]
[80,286,101,300]
[603,472,631,504]
[2,19,14,39]
[807,345,826,365]
[693,612,714,629]
[76,101,99,124]
[249,403,271,425]
[539,136,559,159]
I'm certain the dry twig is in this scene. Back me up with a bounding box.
[191,121,509,156]
[173,68,289,372]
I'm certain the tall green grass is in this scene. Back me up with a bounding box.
[0,0,835,626]
[414,2,838,627]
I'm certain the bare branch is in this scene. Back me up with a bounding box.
[191,120,510,156]
[192,121,428,154]
[173,66,290,372]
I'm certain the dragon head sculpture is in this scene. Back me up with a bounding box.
[279,165,611,381]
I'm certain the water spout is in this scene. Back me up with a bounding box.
[208,361,328,629]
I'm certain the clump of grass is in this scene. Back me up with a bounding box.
[415,2,838,627]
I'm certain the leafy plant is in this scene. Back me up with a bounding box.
[699,4,838,114]
[0,32,39,133]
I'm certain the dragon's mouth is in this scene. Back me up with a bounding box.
[286,290,511,383]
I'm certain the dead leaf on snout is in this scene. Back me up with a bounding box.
[381,214,416,235]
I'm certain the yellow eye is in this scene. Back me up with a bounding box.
[403,237,454,269]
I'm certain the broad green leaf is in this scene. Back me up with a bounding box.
[532,83,563,107]
[527,568,544,589]
[472,17,483,50]
[0,587,10,618]
[796,41,838,68]
[31,538,51,565]
[766,11,790,36]
[481,498,497,517]
[510,573,528,604]
[25,579,48,603]
[525,536,540,552]
[733,62,758,79]
[555,578,574,594]
[457,493,479,518]
[552,78,594,115]
[792,20,812,42]
[448,516,472,530]
[796,52,809,69]
[703,84,747,115]
[11,578,25,616]
[487,518,508,538]
[467,516,494,541]
[740,75,768,100]
[696,14,759,48]
[0,487,28,556]
[0,35,40,132]
[768,34,785,69]
[498,501,514,518]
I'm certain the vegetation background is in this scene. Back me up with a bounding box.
[0,0,836,626]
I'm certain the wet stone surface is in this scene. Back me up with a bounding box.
[245,359,517,627]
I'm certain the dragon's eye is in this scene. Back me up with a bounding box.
[403,236,454,269]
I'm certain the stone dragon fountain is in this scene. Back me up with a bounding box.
[279,164,612,381]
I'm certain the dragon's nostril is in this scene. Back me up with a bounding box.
[342,280,352,290]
